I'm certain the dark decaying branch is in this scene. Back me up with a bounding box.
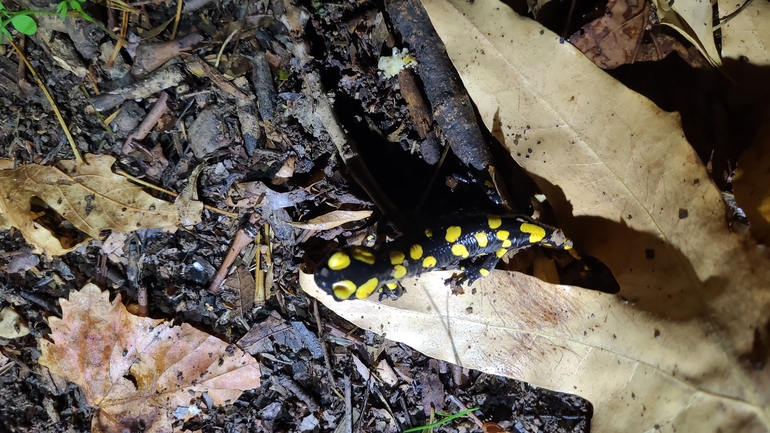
[385,0,491,171]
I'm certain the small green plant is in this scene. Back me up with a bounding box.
[0,3,37,37]
[55,0,94,22]
[403,407,480,433]
[0,0,94,40]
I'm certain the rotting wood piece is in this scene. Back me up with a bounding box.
[385,0,492,171]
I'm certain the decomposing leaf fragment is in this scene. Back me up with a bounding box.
[39,284,261,433]
[175,164,204,227]
[0,307,30,338]
[569,0,651,69]
[569,0,706,68]
[0,154,178,255]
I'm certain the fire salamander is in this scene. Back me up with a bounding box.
[314,213,573,301]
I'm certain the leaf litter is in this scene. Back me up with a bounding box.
[0,0,768,431]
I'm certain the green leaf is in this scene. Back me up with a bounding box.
[10,15,36,35]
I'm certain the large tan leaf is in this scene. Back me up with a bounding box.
[301,0,770,431]
[0,154,178,255]
[39,284,261,433]
[721,0,770,64]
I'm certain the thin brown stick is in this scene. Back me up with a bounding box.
[209,214,262,293]
[122,91,169,153]
[170,0,184,40]
[115,168,238,217]
[7,38,83,164]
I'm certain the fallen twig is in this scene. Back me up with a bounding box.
[209,213,262,293]
[122,91,169,154]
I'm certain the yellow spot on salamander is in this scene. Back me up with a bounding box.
[393,265,407,279]
[356,278,379,299]
[474,232,488,247]
[445,226,461,243]
[520,223,546,243]
[495,248,508,258]
[425,228,433,238]
[387,282,398,289]
[484,180,495,188]
[410,244,423,260]
[328,252,350,271]
[351,247,376,264]
[502,239,512,248]
[422,256,437,268]
[479,268,490,276]
[332,280,357,299]
[497,230,509,240]
[389,250,405,265]
[451,243,470,258]
[487,214,502,229]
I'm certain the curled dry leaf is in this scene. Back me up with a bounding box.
[288,210,373,231]
[0,154,178,256]
[302,1,770,431]
[0,307,30,338]
[650,0,720,65]
[38,284,261,433]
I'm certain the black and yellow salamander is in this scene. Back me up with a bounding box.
[314,213,573,301]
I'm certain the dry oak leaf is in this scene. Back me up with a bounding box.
[0,154,178,256]
[302,1,770,432]
[38,284,261,433]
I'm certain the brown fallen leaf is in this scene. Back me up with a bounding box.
[568,0,706,69]
[569,0,651,69]
[301,1,770,431]
[0,154,178,256]
[39,284,261,433]
[223,264,256,317]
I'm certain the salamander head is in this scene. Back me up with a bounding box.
[314,245,383,301]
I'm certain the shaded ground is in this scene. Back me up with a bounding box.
[4,0,751,431]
